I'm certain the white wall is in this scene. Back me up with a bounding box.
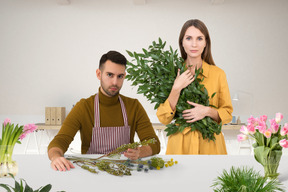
[1,0,288,126]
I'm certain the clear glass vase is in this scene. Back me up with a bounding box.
[263,156,280,180]
[0,145,18,178]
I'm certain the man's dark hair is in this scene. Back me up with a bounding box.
[99,51,127,70]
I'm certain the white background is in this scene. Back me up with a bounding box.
[0,0,288,154]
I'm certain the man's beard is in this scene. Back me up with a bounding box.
[102,85,120,97]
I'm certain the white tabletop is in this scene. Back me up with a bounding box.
[1,155,288,192]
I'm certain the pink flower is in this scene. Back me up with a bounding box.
[247,123,256,134]
[19,132,27,140]
[275,113,283,124]
[260,115,267,122]
[258,120,267,129]
[240,125,249,135]
[256,121,266,134]
[247,115,256,125]
[20,124,37,140]
[270,119,279,133]
[237,134,248,142]
[23,124,37,134]
[264,128,272,138]
[280,123,288,136]
[279,139,288,148]
[3,118,11,127]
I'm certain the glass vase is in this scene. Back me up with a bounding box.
[263,155,280,180]
[0,145,18,178]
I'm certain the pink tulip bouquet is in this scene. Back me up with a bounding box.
[237,113,288,179]
[0,118,37,177]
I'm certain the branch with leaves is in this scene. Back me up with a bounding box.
[93,138,157,160]
[126,38,221,141]
[66,139,177,176]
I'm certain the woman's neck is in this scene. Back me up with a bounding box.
[186,57,203,74]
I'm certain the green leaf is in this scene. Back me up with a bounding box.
[38,184,52,192]
[211,92,217,98]
[126,50,134,57]
[0,184,13,192]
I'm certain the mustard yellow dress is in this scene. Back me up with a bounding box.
[156,62,233,155]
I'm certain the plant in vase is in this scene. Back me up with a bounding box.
[237,113,288,180]
[0,118,37,177]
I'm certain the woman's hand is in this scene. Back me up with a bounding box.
[182,101,208,123]
[172,69,195,92]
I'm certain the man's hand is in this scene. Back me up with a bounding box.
[48,147,75,171]
[50,156,75,171]
[123,147,140,160]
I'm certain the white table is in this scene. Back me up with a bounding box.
[1,155,288,192]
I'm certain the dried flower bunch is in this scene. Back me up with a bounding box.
[66,139,177,176]
[95,138,157,160]
[67,156,177,176]
[126,38,221,141]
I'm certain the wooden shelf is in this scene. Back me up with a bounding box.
[35,123,243,131]
[152,123,244,130]
[35,123,62,130]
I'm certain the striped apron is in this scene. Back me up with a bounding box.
[86,94,130,154]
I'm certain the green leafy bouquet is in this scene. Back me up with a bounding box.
[126,38,221,141]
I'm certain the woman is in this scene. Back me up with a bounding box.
[156,19,233,155]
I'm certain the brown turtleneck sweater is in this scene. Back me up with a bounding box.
[48,89,160,155]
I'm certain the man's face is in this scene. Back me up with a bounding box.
[96,60,126,97]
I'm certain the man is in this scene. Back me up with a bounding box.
[48,51,160,171]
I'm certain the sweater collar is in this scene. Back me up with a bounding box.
[98,87,119,106]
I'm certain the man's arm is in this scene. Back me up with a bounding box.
[48,147,75,171]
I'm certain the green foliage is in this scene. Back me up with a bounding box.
[211,166,285,192]
[0,173,56,192]
[126,38,221,141]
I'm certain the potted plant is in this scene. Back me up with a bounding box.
[237,113,288,179]
[0,118,37,177]
[211,166,285,192]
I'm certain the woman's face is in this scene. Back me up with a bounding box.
[182,26,206,60]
